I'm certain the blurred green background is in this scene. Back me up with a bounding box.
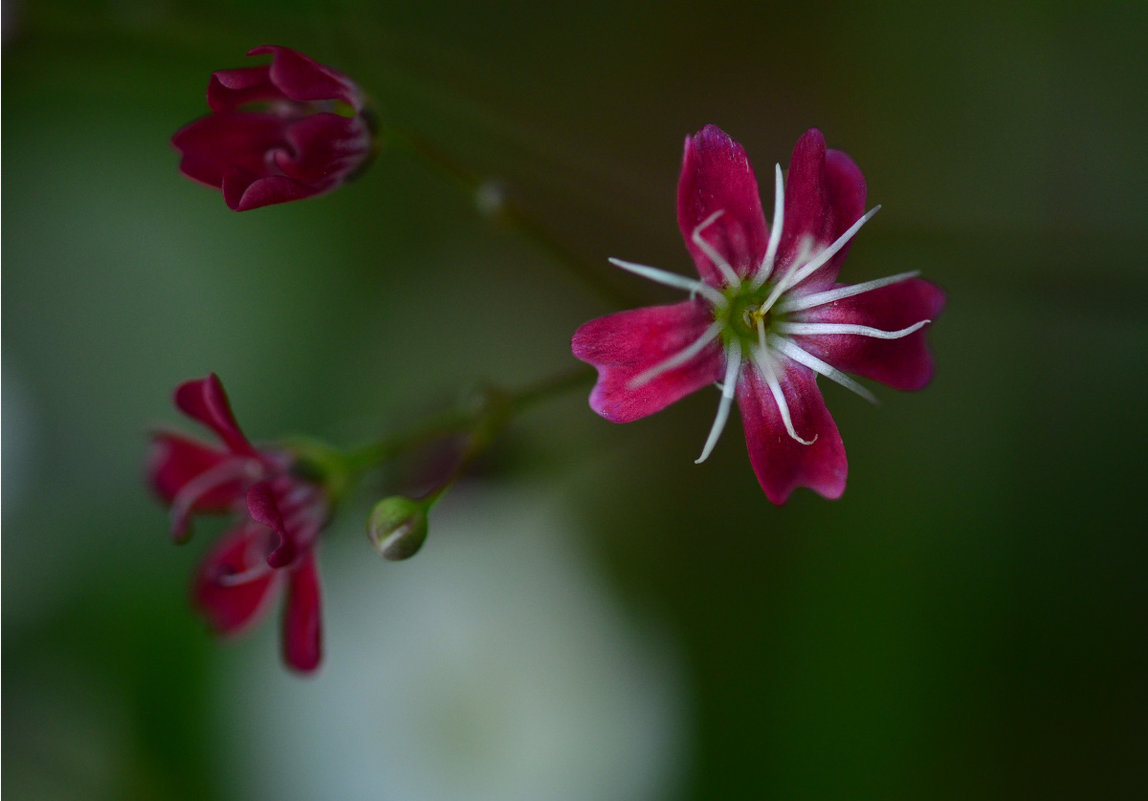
[4,1,1147,799]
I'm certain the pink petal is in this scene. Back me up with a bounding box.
[172,112,288,188]
[273,113,372,186]
[737,363,847,504]
[222,169,320,211]
[572,301,723,423]
[174,374,255,456]
[247,481,297,569]
[282,553,322,673]
[207,64,280,112]
[249,45,362,110]
[775,130,868,290]
[146,433,238,509]
[676,125,769,285]
[194,524,280,635]
[796,277,946,391]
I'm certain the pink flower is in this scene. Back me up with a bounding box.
[172,45,374,211]
[572,126,945,503]
[148,374,327,672]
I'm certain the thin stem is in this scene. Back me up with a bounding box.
[382,123,639,308]
[341,366,595,481]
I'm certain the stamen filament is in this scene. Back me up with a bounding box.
[170,456,262,536]
[215,560,274,587]
[750,164,785,290]
[695,340,741,464]
[776,271,920,313]
[628,321,724,389]
[770,336,877,404]
[775,320,931,339]
[759,206,881,313]
[691,210,742,288]
[607,257,726,307]
[751,347,816,446]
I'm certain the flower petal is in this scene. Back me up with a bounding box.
[194,524,280,635]
[249,45,362,110]
[247,480,297,569]
[282,553,322,673]
[737,362,847,503]
[795,277,946,390]
[677,125,769,285]
[207,64,280,112]
[172,112,288,189]
[221,168,320,211]
[572,301,723,423]
[776,129,867,290]
[146,433,238,509]
[273,112,372,186]
[174,374,255,455]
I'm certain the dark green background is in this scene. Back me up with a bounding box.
[4,1,1146,799]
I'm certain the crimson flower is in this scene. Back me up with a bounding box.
[572,125,945,503]
[172,45,374,211]
[148,374,327,672]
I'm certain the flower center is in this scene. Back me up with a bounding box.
[720,287,780,348]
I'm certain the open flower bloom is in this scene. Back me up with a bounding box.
[572,125,945,503]
[172,45,373,211]
[148,374,327,672]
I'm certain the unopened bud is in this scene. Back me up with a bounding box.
[367,496,428,561]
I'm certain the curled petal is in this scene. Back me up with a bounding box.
[222,168,320,211]
[248,45,362,110]
[282,553,322,673]
[795,278,946,390]
[207,64,279,112]
[172,112,289,189]
[273,113,373,186]
[737,363,847,504]
[146,433,239,509]
[174,374,255,456]
[677,125,769,285]
[776,130,867,290]
[194,525,280,635]
[247,481,296,569]
[572,302,724,423]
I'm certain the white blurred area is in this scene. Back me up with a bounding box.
[217,484,689,801]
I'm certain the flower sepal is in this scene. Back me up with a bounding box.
[282,436,354,507]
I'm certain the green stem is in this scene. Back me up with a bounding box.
[381,123,640,309]
[341,366,594,487]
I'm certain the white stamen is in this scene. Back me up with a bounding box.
[628,321,724,389]
[750,164,785,289]
[695,340,741,464]
[691,210,742,288]
[751,346,816,446]
[759,206,881,313]
[777,271,921,313]
[775,319,931,339]
[607,257,726,307]
[770,336,878,404]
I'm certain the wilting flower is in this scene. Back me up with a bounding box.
[148,374,327,672]
[172,45,374,211]
[572,125,945,503]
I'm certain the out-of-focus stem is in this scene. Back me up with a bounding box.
[382,123,639,308]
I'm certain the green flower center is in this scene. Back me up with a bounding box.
[717,283,785,349]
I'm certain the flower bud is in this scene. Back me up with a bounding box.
[367,496,428,561]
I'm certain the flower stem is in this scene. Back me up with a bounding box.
[341,366,594,485]
[381,122,639,308]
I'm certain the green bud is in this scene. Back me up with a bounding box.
[367,496,428,561]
